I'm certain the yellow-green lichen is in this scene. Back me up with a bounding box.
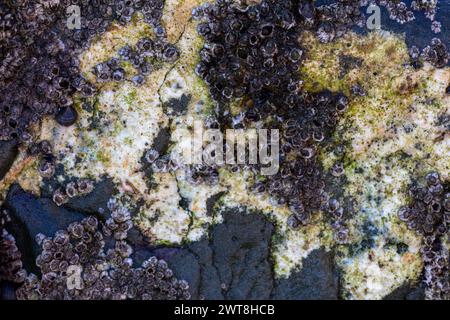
[303,30,449,299]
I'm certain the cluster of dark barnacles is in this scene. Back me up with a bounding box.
[0,209,27,284]
[314,0,366,43]
[93,37,179,86]
[409,38,449,69]
[27,138,95,206]
[398,172,449,300]
[250,90,351,242]
[52,179,95,207]
[0,0,169,144]
[193,0,305,103]
[26,140,56,179]
[373,0,440,31]
[377,0,415,24]
[421,38,449,68]
[15,199,190,300]
[411,0,439,20]
[192,0,355,241]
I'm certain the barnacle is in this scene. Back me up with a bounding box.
[398,172,449,300]
[16,199,190,300]
[93,36,179,85]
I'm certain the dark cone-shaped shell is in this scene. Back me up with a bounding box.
[55,106,78,127]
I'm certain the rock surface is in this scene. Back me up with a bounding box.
[0,140,18,180]
[65,178,115,219]
[271,249,339,300]
[136,207,340,299]
[383,283,425,300]
[3,184,86,273]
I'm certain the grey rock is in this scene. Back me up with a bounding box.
[0,281,18,300]
[383,283,425,300]
[271,248,339,300]
[65,178,115,219]
[152,208,275,299]
[210,210,274,299]
[145,208,340,300]
[0,139,18,180]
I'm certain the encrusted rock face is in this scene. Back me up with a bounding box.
[0,140,18,180]
[271,248,339,300]
[0,0,449,300]
[16,199,190,300]
[398,172,449,300]
[141,208,339,300]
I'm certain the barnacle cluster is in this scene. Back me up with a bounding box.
[93,36,179,86]
[0,0,168,143]
[16,199,190,300]
[252,91,351,241]
[0,209,27,284]
[411,0,438,20]
[378,0,415,24]
[27,140,56,179]
[193,0,355,238]
[409,38,449,69]
[193,0,305,102]
[52,179,95,206]
[398,172,449,300]
[314,0,366,43]
[422,38,449,69]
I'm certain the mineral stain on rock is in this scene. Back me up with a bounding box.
[162,94,191,116]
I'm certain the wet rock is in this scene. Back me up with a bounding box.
[126,207,340,300]
[163,94,191,116]
[0,139,18,180]
[383,283,425,300]
[148,208,340,300]
[187,241,224,299]
[64,178,115,219]
[151,208,274,299]
[155,246,207,299]
[271,249,339,300]
[3,184,86,273]
[210,210,274,299]
[0,281,18,300]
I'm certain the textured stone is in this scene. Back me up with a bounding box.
[3,184,86,273]
[0,139,18,180]
[383,283,425,300]
[65,178,115,219]
[142,208,342,300]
